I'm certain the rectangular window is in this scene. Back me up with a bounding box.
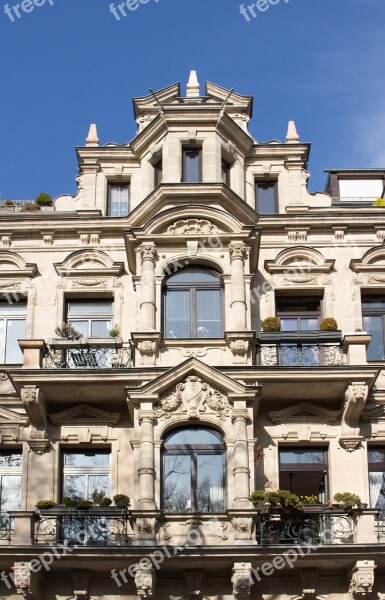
[196,289,222,338]
[221,159,231,186]
[368,448,385,510]
[107,183,129,217]
[0,451,22,513]
[154,158,163,187]
[0,302,26,364]
[182,147,202,183]
[255,181,277,214]
[165,290,191,339]
[362,297,385,360]
[66,300,114,338]
[62,450,111,502]
[276,298,321,332]
[279,448,328,502]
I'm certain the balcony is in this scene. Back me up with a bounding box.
[34,507,131,546]
[44,338,132,369]
[257,508,353,545]
[256,331,344,367]
[331,197,378,205]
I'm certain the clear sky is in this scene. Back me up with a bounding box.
[0,0,384,200]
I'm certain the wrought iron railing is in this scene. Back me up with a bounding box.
[257,510,354,545]
[0,513,12,542]
[256,340,343,367]
[34,509,130,545]
[331,197,379,204]
[45,343,132,369]
[376,511,385,542]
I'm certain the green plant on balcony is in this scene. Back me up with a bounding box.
[320,317,338,331]
[113,494,130,508]
[76,500,94,510]
[299,494,318,505]
[251,489,303,511]
[21,202,40,212]
[35,500,58,509]
[262,317,281,332]
[4,199,14,207]
[35,193,53,207]
[109,324,121,337]
[62,496,77,507]
[92,489,113,507]
[333,492,361,509]
[373,198,385,206]
[55,322,83,340]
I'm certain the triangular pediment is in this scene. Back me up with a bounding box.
[0,406,29,426]
[126,358,260,404]
[269,402,340,424]
[49,403,120,425]
[133,83,181,119]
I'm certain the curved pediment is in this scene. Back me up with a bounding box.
[265,247,334,274]
[143,206,243,236]
[54,250,124,277]
[0,251,37,277]
[351,247,385,272]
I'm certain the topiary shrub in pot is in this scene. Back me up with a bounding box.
[373,198,385,206]
[113,494,130,509]
[35,500,58,510]
[62,496,77,508]
[320,317,338,331]
[262,317,281,332]
[35,193,53,207]
[333,492,361,509]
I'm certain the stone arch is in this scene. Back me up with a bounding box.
[156,415,230,443]
[0,250,37,277]
[265,247,334,274]
[156,252,226,279]
[54,250,124,277]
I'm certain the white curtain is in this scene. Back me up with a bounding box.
[369,471,384,507]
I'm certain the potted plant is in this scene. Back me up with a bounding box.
[251,489,303,512]
[35,500,58,510]
[49,323,85,349]
[113,494,130,509]
[76,500,94,510]
[320,317,338,331]
[262,317,281,332]
[333,492,361,509]
[299,495,319,505]
[35,193,53,207]
[373,198,385,206]
[109,325,121,338]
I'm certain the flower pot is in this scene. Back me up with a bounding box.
[358,503,368,509]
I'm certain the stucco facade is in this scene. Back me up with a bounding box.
[0,72,385,600]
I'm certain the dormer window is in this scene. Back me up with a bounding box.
[182,147,202,183]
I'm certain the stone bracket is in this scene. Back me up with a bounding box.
[135,567,156,599]
[225,331,256,365]
[340,382,368,451]
[132,332,161,366]
[13,561,42,600]
[232,562,252,600]
[348,560,376,599]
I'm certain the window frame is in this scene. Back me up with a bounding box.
[0,301,27,365]
[278,447,329,502]
[163,267,223,339]
[182,146,202,183]
[107,182,130,217]
[276,298,321,332]
[362,297,385,361]
[221,158,231,186]
[162,427,226,514]
[368,447,385,509]
[65,299,114,339]
[255,180,278,214]
[61,449,111,502]
[0,450,22,513]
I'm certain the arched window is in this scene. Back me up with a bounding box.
[163,267,222,339]
[163,427,225,513]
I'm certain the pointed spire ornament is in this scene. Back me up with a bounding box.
[286,120,300,143]
[186,70,200,98]
[86,123,99,147]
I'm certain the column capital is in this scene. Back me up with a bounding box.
[232,409,249,423]
[229,242,247,262]
[139,243,157,263]
[138,411,156,425]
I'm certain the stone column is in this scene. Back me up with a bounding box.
[139,243,157,331]
[232,410,251,507]
[229,242,247,330]
[138,411,156,509]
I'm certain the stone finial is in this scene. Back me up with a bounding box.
[86,123,99,147]
[186,70,200,98]
[286,120,300,143]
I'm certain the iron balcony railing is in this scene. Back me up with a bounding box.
[0,513,12,542]
[34,508,130,546]
[256,332,344,367]
[45,341,132,369]
[331,196,379,204]
[257,509,354,545]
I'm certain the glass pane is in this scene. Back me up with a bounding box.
[165,428,223,446]
[362,298,385,310]
[363,315,384,360]
[0,452,22,468]
[68,301,113,315]
[368,449,385,463]
[281,318,298,332]
[69,320,88,337]
[5,319,26,364]
[165,290,190,338]
[369,472,385,509]
[64,452,110,467]
[0,302,27,315]
[164,455,191,512]
[299,318,318,331]
[196,290,221,338]
[183,149,201,183]
[91,320,110,337]
[197,455,224,512]
[88,475,110,501]
[0,475,21,511]
[256,184,276,214]
[64,475,86,500]
[280,449,326,465]
[167,268,219,284]
[109,184,129,217]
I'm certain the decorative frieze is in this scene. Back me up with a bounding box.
[167,219,219,235]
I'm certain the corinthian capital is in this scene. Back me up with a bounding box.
[229,242,247,261]
[139,243,157,262]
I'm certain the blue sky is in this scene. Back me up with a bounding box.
[0,0,384,199]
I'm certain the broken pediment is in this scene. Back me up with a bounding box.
[49,403,120,426]
[54,250,124,278]
[268,402,340,425]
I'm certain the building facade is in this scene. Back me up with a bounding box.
[0,71,385,600]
